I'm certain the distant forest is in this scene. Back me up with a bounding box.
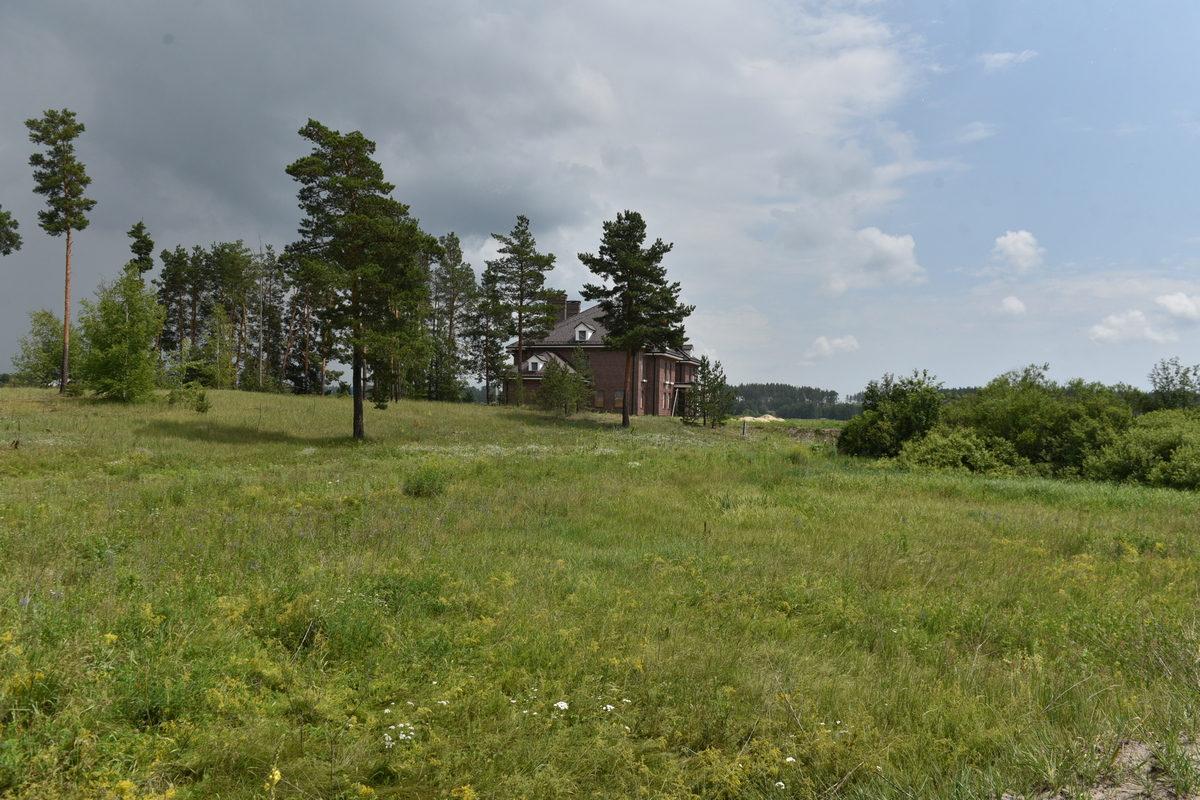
[734,383,985,420]
[733,382,862,420]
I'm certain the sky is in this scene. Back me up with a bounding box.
[3,0,1200,397]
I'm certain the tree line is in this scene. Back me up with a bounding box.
[734,382,861,420]
[838,358,1200,490]
[3,111,695,436]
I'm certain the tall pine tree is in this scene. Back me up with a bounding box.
[580,211,693,427]
[27,109,97,392]
[285,119,438,438]
[485,215,557,406]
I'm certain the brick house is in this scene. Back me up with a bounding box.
[506,297,700,416]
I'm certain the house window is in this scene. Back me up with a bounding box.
[614,390,624,408]
[575,325,592,341]
[527,358,542,372]
[593,390,605,407]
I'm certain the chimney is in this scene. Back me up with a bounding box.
[548,291,567,321]
[566,300,581,318]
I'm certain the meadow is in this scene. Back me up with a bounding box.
[1,389,1199,799]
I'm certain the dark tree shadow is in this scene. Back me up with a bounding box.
[137,419,341,445]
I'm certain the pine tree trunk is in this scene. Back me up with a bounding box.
[61,227,72,393]
[622,348,633,428]
[352,343,365,439]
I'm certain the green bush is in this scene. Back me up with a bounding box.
[894,426,1030,475]
[839,370,942,457]
[1083,409,1200,489]
[943,364,1131,475]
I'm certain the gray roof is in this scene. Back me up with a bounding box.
[510,304,699,364]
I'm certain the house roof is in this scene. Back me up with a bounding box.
[511,304,700,364]
[518,350,576,379]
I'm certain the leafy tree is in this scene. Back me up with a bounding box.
[0,205,21,256]
[687,356,736,428]
[285,119,438,437]
[838,370,944,458]
[579,210,694,427]
[485,215,558,406]
[77,264,166,402]
[1145,357,1200,411]
[27,108,97,394]
[10,310,80,386]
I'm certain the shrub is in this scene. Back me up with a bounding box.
[1083,409,1200,489]
[943,364,1131,475]
[839,370,942,457]
[894,426,1030,476]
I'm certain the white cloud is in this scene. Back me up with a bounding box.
[1155,292,1200,320]
[992,230,1044,274]
[1000,296,1026,315]
[804,335,860,359]
[979,50,1038,73]
[1089,310,1176,344]
[957,122,996,143]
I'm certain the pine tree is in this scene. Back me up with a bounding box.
[466,267,512,404]
[127,222,155,274]
[285,119,438,437]
[427,232,478,400]
[27,109,97,394]
[0,205,21,256]
[486,215,558,406]
[580,210,694,427]
[692,356,735,428]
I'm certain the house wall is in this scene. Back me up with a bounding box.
[504,346,696,416]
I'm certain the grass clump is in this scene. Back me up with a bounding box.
[403,464,449,498]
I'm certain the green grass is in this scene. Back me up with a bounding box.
[1,388,1199,799]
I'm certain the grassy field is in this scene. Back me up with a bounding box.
[2,389,1199,799]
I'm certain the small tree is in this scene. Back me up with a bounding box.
[11,310,79,386]
[77,265,166,402]
[537,346,594,416]
[27,109,97,394]
[688,355,735,428]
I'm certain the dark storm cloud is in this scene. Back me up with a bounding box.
[0,0,933,391]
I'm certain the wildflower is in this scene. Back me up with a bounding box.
[602,704,615,711]
[438,700,449,705]
[785,757,796,763]
[554,701,568,711]
[775,782,785,789]
[103,633,118,645]
[383,708,391,713]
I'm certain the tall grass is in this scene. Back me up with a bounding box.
[1,389,1198,798]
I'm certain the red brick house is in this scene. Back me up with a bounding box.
[506,297,700,416]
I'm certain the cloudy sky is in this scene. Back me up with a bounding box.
[3,0,1200,396]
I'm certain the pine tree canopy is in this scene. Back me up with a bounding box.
[0,206,21,256]
[579,210,693,355]
[26,108,96,236]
